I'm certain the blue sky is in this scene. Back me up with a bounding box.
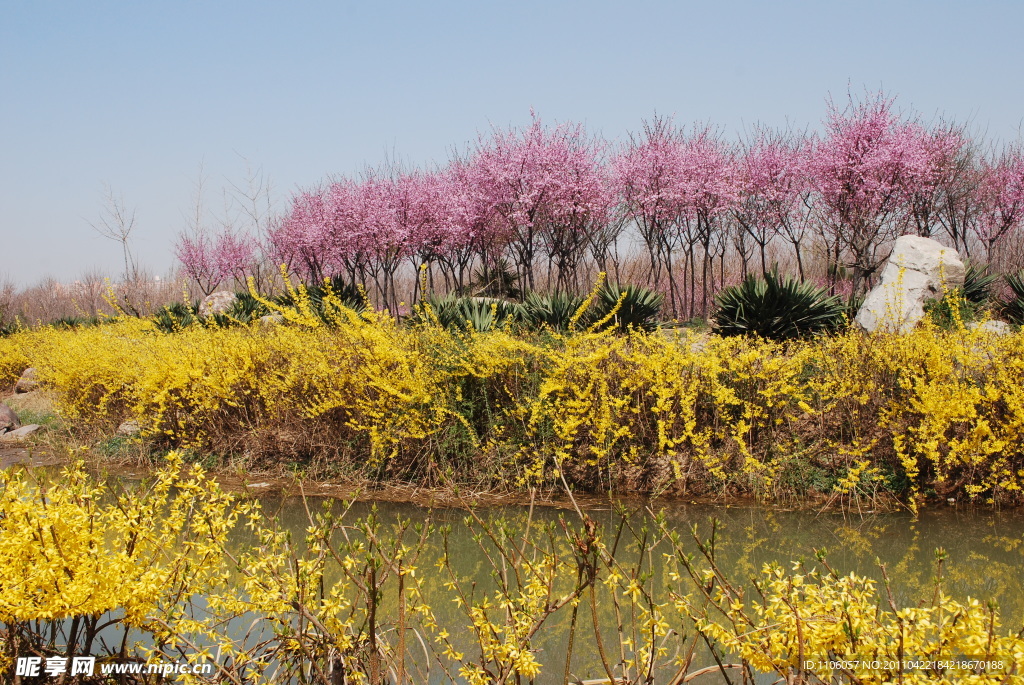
[2,0,1021,284]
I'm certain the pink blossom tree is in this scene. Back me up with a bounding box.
[175,228,257,296]
[734,129,813,279]
[175,231,219,296]
[974,145,1024,262]
[672,127,738,316]
[902,123,967,239]
[806,91,935,293]
[466,116,608,292]
[614,118,739,316]
[613,117,692,313]
[268,186,342,283]
[934,140,983,257]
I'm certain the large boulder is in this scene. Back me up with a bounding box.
[199,291,236,318]
[855,236,965,334]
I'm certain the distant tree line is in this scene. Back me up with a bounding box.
[176,91,1024,318]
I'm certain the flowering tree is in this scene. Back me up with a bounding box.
[974,145,1024,262]
[902,123,966,239]
[206,94,1024,317]
[586,166,630,281]
[175,228,256,296]
[614,119,737,316]
[406,169,476,294]
[734,130,813,278]
[673,127,738,316]
[806,92,935,293]
[467,116,608,292]
[935,141,983,257]
[267,186,340,283]
[613,118,692,313]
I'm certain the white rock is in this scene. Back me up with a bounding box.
[117,419,142,435]
[855,236,965,334]
[968,320,1012,336]
[14,367,39,393]
[259,313,285,326]
[199,291,237,318]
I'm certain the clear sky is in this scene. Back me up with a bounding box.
[2,0,1021,285]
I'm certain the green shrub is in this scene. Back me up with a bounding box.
[713,270,847,340]
[1002,270,1024,325]
[418,294,522,332]
[152,301,199,333]
[521,291,585,332]
[961,260,998,305]
[50,316,108,330]
[467,258,522,299]
[924,290,977,329]
[587,282,663,332]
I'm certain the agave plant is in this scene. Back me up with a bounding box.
[713,270,847,340]
[521,291,586,332]
[1002,271,1024,325]
[468,258,522,300]
[273,275,366,325]
[228,292,271,322]
[418,294,522,332]
[960,261,998,306]
[587,282,664,333]
[152,301,200,333]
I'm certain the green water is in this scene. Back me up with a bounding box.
[246,495,1024,683]
[15,459,1022,683]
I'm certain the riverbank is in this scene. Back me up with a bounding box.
[2,317,1023,509]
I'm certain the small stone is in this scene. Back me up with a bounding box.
[259,313,285,326]
[199,291,237,318]
[117,419,141,435]
[0,403,20,433]
[14,367,39,393]
[0,424,42,443]
[968,320,1012,336]
[247,482,270,489]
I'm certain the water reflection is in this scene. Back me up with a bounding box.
[249,495,1024,682]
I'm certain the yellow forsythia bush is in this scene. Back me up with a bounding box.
[1,315,1023,502]
[3,460,1022,683]
[0,452,244,685]
[677,561,1024,684]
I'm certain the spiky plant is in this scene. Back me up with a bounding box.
[152,301,199,333]
[587,282,664,332]
[521,291,586,332]
[713,270,847,340]
[469,258,522,299]
[273,275,366,326]
[961,261,998,306]
[1002,271,1024,325]
[418,294,522,332]
[228,292,270,322]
